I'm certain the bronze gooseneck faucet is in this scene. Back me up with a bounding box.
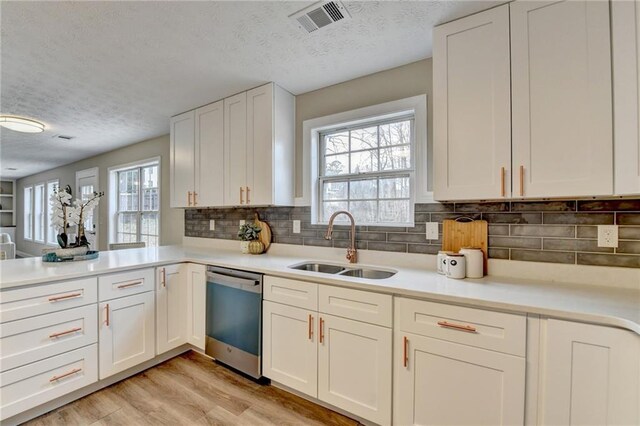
[324,210,357,264]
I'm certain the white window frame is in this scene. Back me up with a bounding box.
[108,157,161,246]
[23,186,33,241]
[46,180,60,245]
[33,183,45,243]
[317,115,415,226]
[299,95,429,225]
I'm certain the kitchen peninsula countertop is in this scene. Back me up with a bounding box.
[1,245,639,335]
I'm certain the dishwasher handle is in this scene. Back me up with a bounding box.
[206,272,261,293]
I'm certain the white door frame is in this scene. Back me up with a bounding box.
[76,167,99,248]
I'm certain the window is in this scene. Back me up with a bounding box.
[318,116,414,225]
[34,183,45,242]
[113,161,160,247]
[46,180,59,245]
[23,186,33,240]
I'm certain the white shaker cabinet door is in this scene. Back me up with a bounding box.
[99,292,155,379]
[394,332,525,426]
[156,264,187,354]
[262,301,317,398]
[170,110,195,208]
[186,263,206,350]
[612,0,640,195]
[224,92,247,206]
[433,4,511,200]
[195,101,225,206]
[510,0,613,198]
[317,314,392,425]
[246,83,274,206]
[540,319,640,426]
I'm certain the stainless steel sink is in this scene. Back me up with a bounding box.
[338,268,396,279]
[289,262,346,274]
[288,262,396,279]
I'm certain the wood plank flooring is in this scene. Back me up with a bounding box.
[24,351,360,426]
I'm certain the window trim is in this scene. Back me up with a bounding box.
[316,115,416,226]
[108,157,161,247]
[33,183,45,243]
[298,95,430,225]
[23,186,33,241]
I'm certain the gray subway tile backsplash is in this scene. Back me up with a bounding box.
[184,199,640,268]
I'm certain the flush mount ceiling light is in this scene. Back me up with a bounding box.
[0,115,45,133]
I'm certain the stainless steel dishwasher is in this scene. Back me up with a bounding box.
[205,266,263,379]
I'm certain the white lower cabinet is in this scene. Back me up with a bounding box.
[0,344,98,421]
[263,300,318,397]
[156,264,187,354]
[538,319,640,425]
[318,314,392,425]
[186,263,206,350]
[394,332,525,426]
[263,280,392,425]
[98,291,155,379]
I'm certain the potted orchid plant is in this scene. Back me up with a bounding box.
[49,186,104,256]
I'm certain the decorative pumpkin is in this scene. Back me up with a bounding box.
[248,241,265,255]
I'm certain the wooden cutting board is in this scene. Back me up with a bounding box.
[254,213,272,253]
[442,218,488,273]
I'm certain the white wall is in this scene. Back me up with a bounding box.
[16,134,183,255]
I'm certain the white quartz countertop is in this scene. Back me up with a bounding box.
[1,245,639,335]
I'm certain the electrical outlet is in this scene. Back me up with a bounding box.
[597,225,618,248]
[426,222,439,240]
[239,219,245,226]
[292,220,301,234]
[209,220,215,231]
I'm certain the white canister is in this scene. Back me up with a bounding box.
[436,251,455,275]
[445,254,466,279]
[459,247,484,278]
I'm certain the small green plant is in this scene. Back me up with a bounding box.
[238,223,262,241]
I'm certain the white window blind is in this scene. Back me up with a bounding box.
[23,186,33,240]
[34,183,45,242]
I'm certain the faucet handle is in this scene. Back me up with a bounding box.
[346,248,357,264]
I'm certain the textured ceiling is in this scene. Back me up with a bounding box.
[0,0,502,179]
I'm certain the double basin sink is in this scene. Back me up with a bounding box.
[289,262,397,280]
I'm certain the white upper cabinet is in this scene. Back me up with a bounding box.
[172,83,295,207]
[170,110,195,208]
[511,0,613,198]
[195,101,224,207]
[539,319,640,426]
[433,5,511,201]
[612,0,640,195]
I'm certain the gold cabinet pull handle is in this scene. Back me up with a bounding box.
[319,317,325,343]
[49,327,82,339]
[193,192,198,206]
[116,280,144,289]
[519,165,524,196]
[48,292,82,302]
[187,191,192,207]
[104,304,110,327]
[240,187,244,205]
[161,268,166,287]
[500,167,506,197]
[403,336,409,367]
[308,314,313,340]
[246,187,250,204]
[50,368,82,382]
[437,320,477,333]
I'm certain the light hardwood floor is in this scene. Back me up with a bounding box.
[24,351,360,426]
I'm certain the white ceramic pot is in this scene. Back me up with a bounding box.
[240,241,250,254]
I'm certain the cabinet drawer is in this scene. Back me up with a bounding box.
[396,298,526,356]
[0,304,98,372]
[0,278,97,323]
[98,268,155,301]
[0,344,98,421]
[264,276,318,310]
[319,285,392,327]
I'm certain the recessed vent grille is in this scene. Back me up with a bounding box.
[290,1,351,34]
[52,134,75,141]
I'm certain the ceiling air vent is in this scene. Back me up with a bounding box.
[290,1,351,34]
[52,134,75,141]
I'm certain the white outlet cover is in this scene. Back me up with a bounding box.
[209,220,215,231]
[292,220,301,234]
[597,225,618,248]
[239,219,245,226]
[426,222,439,240]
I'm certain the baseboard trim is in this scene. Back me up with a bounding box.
[2,344,193,426]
